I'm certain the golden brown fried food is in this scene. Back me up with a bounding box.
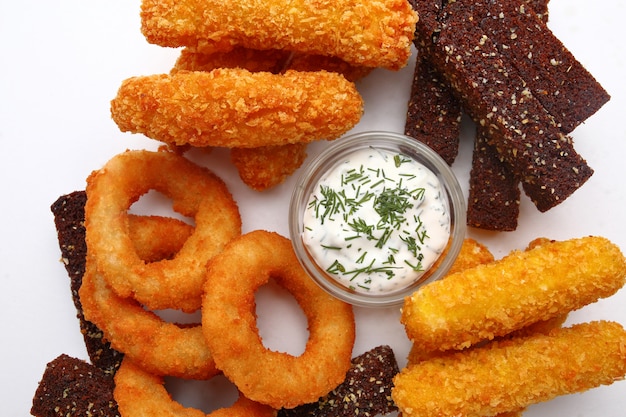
[446,238,494,276]
[140,0,418,70]
[114,358,276,417]
[172,47,309,191]
[285,53,373,82]
[202,230,355,409]
[172,46,291,74]
[80,255,218,380]
[230,143,308,191]
[127,214,193,262]
[401,236,626,351]
[406,314,568,366]
[393,321,626,417]
[110,69,363,148]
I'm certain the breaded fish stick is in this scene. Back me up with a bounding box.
[140,0,417,70]
[172,46,291,74]
[110,69,363,148]
[401,236,626,351]
[231,143,308,191]
[393,321,626,417]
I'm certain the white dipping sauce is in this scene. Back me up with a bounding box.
[302,147,450,294]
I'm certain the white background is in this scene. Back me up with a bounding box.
[1,0,624,415]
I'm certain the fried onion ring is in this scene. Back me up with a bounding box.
[85,149,241,312]
[79,214,218,380]
[128,214,194,262]
[201,230,355,409]
[114,358,276,417]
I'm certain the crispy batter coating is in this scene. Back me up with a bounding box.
[172,48,310,191]
[202,230,355,409]
[85,150,241,312]
[393,321,626,417]
[172,46,291,74]
[114,359,276,417]
[285,53,373,82]
[406,314,567,367]
[128,215,194,262]
[446,238,495,276]
[231,143,308,191]
[110,69,363,148]
[401,236,626,351]
[80,254,219,380]
[140,0,417,70]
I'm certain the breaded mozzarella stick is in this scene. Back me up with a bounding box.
[401,236,626,351]
[140,0,417,70]
[110,69,363,148]
[393,321,626,417]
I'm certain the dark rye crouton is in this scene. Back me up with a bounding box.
[278,345,400,417]
[411,0,594,212]
[50,192,124,375]
[470,0,610,134]
[405,54,463,165]
[31,354,119,417]
[467,127,521,231]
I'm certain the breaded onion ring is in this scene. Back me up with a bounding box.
[85,149,241,312]
[110,69,363,148]
[114,358,276,417]
[201,230,356,409]
[128,214,194,262]
[80,258,218,380]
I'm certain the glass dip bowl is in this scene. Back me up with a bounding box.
[289,131,467,308]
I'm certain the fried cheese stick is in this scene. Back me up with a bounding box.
[401,236,626,351]
[140,0,417,70]
[110,69,363,148]
[405,238,567,417]
[393,321,626,417]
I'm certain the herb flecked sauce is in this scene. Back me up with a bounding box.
[302,147,451,294]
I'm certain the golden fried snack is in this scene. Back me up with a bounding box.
[80,255,218,380]
[285,53,373,82]
[230,143,308,191]
[85,150,241,312]
[140,0,418,70]
[406,314,568,366]
[446,237,494,276]
[401,236,626,351]
[172,47,308,191]
[114,358,275,417]
[128,214,193,262]
[393,321,626,417]
[202,230,355,409]
[110,69,363,148]
[172,46,291,74]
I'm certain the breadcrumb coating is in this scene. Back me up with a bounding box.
[140,0,417,70]
[231,143,308,191]
[172,46,291,74]
[110,69,363,148]
[401,236,626,351]
[393,321,626,417]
